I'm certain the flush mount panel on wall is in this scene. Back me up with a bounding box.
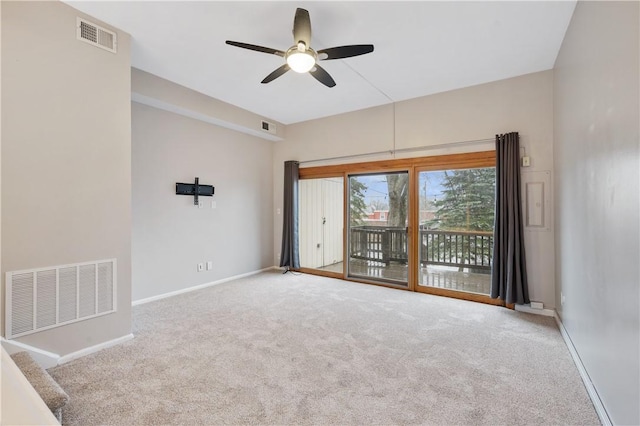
[521,171,551,232]
[176,177,214,205]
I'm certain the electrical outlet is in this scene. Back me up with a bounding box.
[198,200,204,209]
[206,261,213,270]
[211,201,217,209]
[521,156,531,167]
[561,292,565,306]
[197,263,204,272]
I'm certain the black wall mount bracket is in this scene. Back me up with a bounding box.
[176,177,215,205]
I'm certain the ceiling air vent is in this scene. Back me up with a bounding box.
[261,120,277,135]
[77,17,117,53]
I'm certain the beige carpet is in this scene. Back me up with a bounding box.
[49,271,599,425]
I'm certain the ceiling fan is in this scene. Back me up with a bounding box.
[226,8,374,88]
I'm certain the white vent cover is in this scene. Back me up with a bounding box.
[77,18,117,53]
[6,259,117,339]
[261,120,277,135]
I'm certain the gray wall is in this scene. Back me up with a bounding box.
[1,1,132,355]
[274,71,557,308]
[553,1,639,424]
[132,100,274,302]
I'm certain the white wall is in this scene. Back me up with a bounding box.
[0,0,3,332]
[1,1,132,356]
[1,346,58,426]
[132,69,285,142]
[132,96,274,302]
[274,71,556,307]
[553,1,639,424]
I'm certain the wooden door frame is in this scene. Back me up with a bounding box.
[297,150,508,307]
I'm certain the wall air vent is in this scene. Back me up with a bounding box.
[261,120,277,135]
[5,259,117,339]
[77,18,117,53]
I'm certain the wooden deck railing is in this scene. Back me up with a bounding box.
[349,226,493,271]
[350,226,408,265]
[419,229,492,271]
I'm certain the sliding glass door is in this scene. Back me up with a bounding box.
[299,151,501,305]
[416,167,495,295]
[347,171,409,287]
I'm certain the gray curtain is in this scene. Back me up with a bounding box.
[491,132,530,304]
[279,161,300,269]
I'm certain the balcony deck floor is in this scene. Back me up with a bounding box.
[317,259,491,295]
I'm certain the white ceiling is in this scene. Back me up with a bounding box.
[66,1,576,125]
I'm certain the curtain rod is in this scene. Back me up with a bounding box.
[299,137,495,165]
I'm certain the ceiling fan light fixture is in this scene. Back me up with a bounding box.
[226,8,374,87]
[286,46,316,73]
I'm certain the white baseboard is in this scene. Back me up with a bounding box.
[1,333,135,368]
[514,303,556,317]
[554,313,612,426]
[0,338,60,369]
[132,266,278,306]
[58,333,134,365]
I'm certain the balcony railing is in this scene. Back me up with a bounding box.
[350,226,408,265]
[349,226,493,272]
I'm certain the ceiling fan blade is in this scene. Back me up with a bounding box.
[309,64,336,88]
[225,40,285,57]
[261,64,290,84]
[317,45,375,60]
[293,8,312,47]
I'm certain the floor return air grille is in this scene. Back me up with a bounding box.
[5,259,117,339]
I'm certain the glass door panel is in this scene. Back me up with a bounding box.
[348,172,409,287]
[299,177,344,272]
[417,168,495,295]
